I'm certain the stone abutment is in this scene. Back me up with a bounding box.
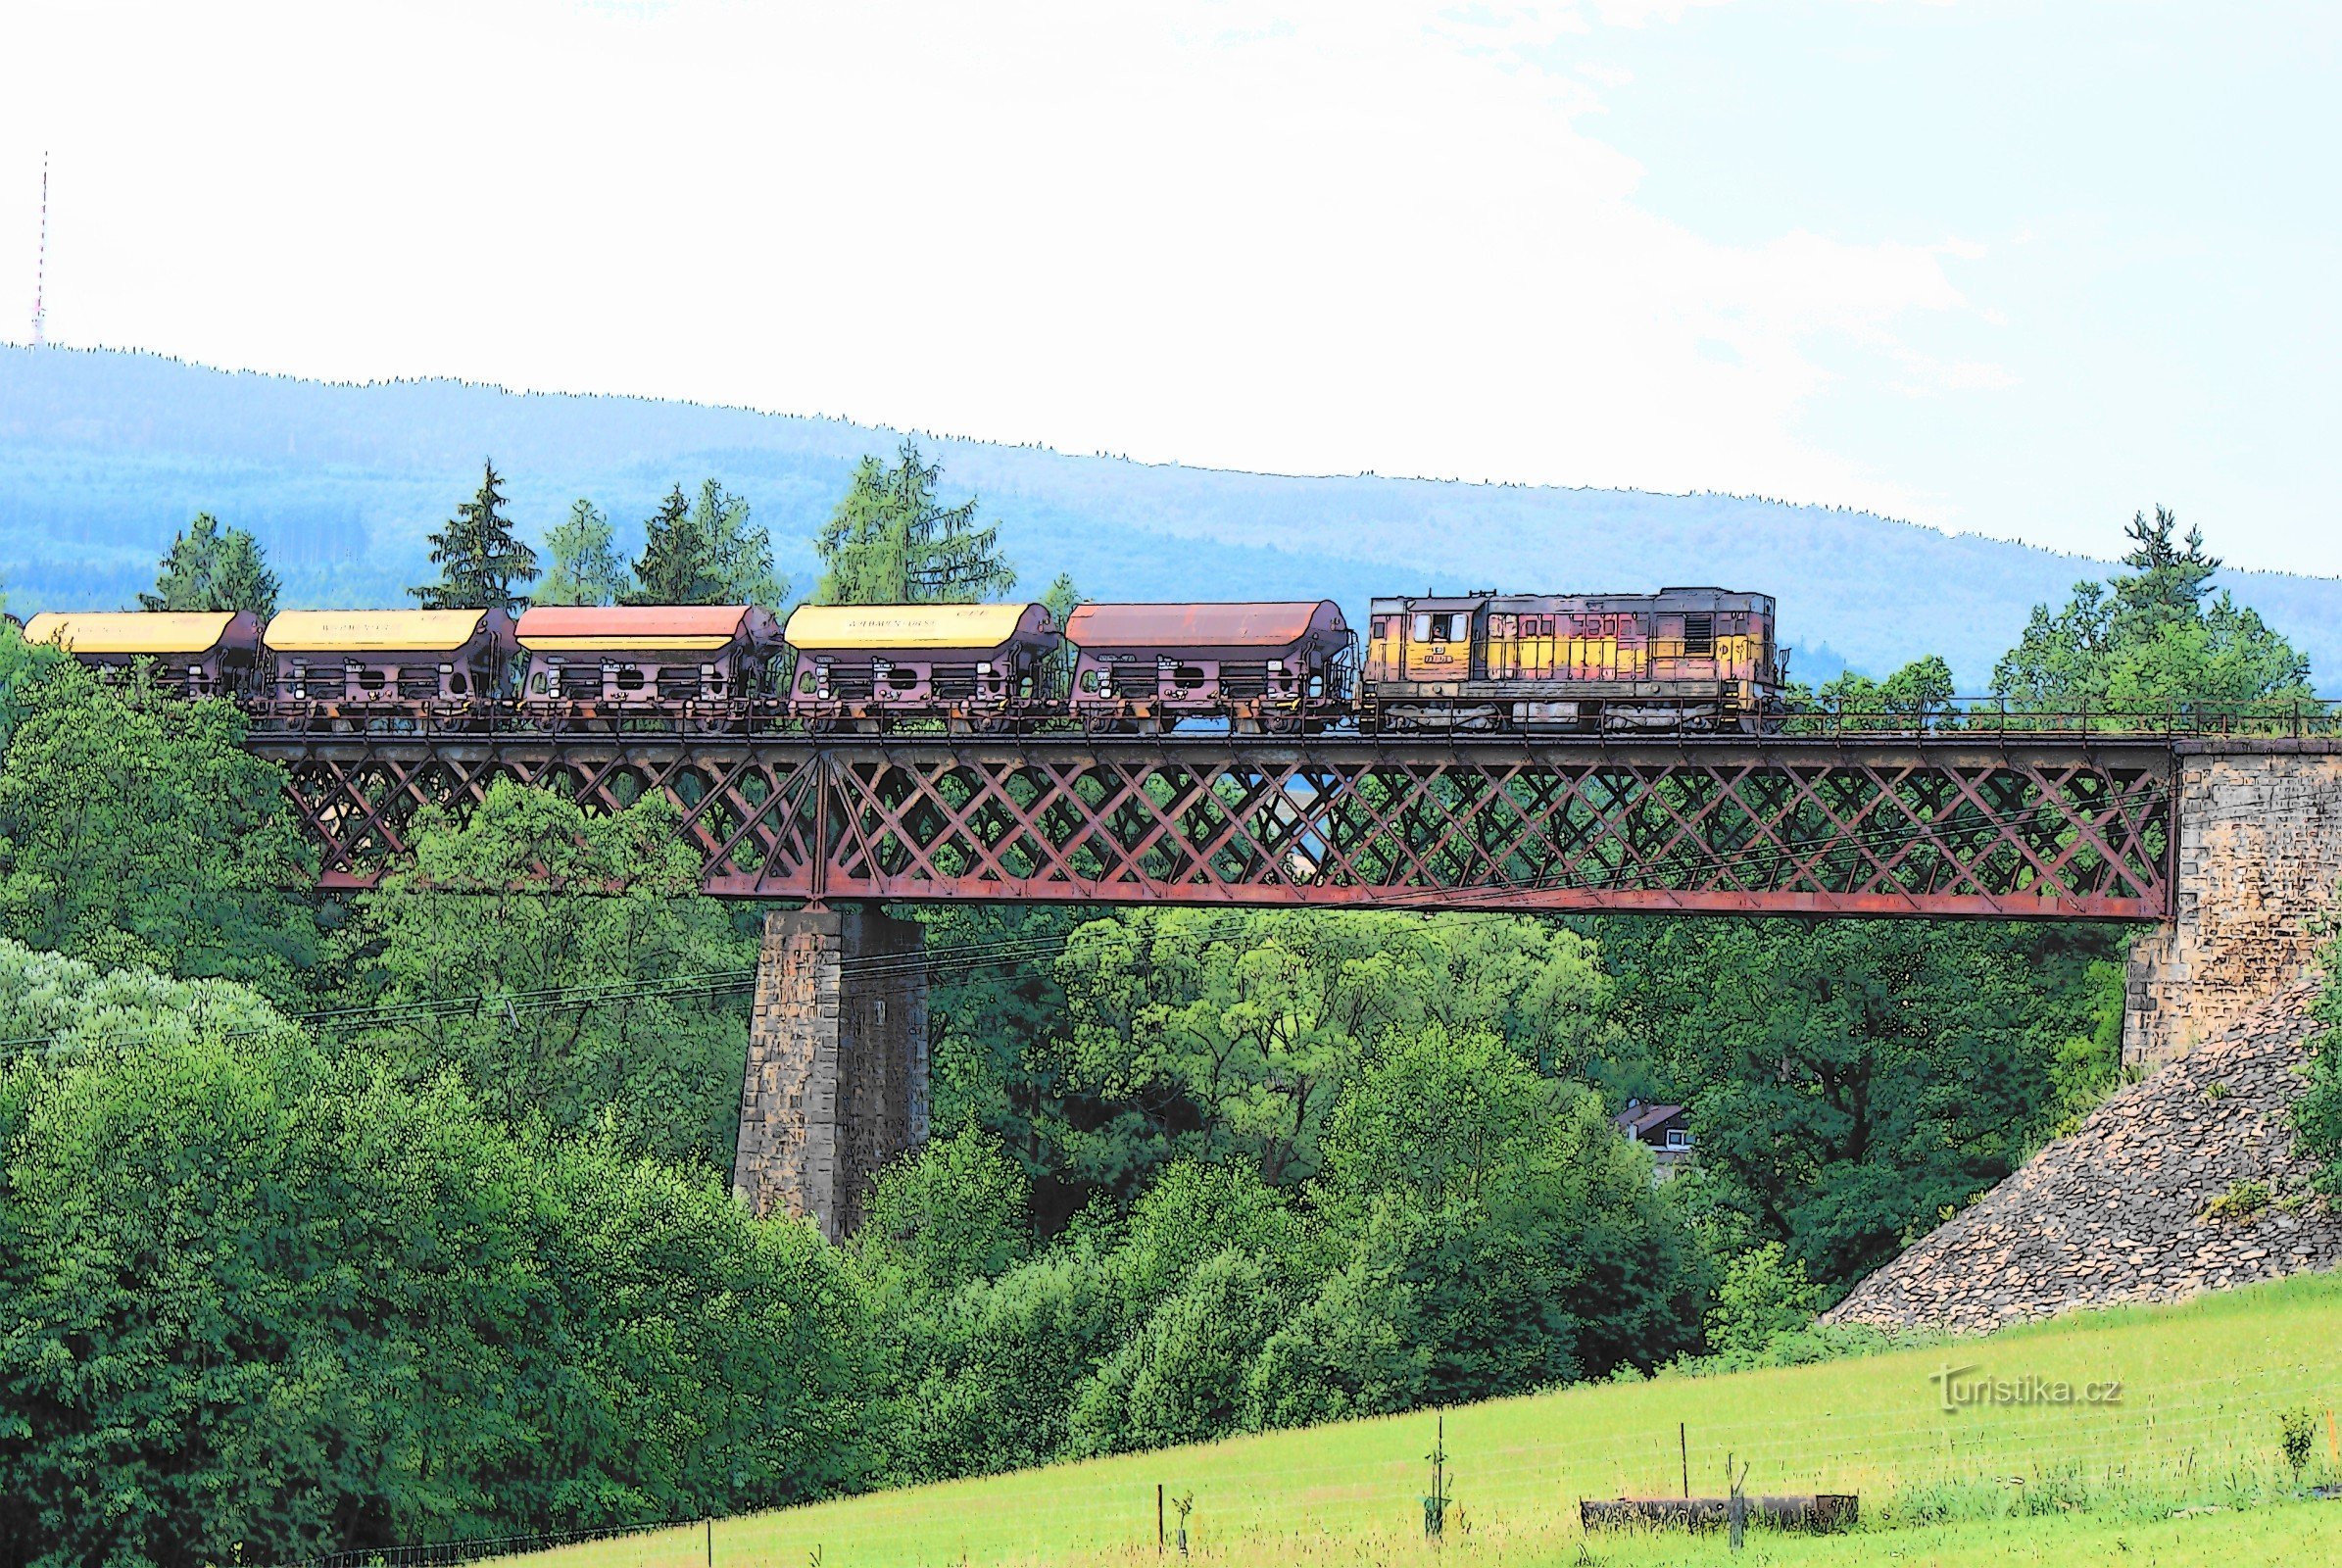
[730,906,929,1239]
[2124,742,2342,1066]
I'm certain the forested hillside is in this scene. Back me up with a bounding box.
[8,345,2342,687]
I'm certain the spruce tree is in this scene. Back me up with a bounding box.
[411,460,538,613]
[813,440,1015,606]
[621,481,786,607]
[624,484,715,605]
[140,514,281,619]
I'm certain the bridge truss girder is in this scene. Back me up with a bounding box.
[250,736,2174,919]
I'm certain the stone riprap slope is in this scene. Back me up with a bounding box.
[1825,984,2342,1333]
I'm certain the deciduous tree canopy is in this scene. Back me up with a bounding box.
[1993,508,2313,717]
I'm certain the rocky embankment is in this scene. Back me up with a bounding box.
[1825,983,2342,1333]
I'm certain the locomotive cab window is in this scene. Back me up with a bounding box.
[1411,612,1433,642]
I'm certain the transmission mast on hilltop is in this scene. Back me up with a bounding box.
[29,151,48,348]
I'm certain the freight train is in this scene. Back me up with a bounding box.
[18,586,1786,734]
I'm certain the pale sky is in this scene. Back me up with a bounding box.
[3,1,2335,573]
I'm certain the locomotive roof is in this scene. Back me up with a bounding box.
[266,609,506,653]
[784,603,1049,653]
[516,604,764,652]
[1065,601,1345,650]
[1369,588,1775,612]
[23,611,258,656]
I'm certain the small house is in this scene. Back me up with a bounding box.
[1613,1100,1696,1182]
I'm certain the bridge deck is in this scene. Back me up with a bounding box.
[248,732,2176,919]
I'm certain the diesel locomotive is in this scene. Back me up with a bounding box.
[17,586,1786,734]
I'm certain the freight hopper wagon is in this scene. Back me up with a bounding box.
[783,602,1056,733]
[266,609,517,724]
[1066,600,1354,733]
[1363,587,1785,732]
[515,605,781,723]
[22,611,267,698]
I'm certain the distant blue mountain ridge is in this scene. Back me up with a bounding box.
[4,345,2338,691]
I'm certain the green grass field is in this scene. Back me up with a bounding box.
[501,1272,2342,1568]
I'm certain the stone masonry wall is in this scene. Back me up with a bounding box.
[1828,982,2342,1334]
[730,906,929,1240]
[2123,744,2342,1066]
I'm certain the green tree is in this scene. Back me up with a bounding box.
[1702,1242,1827,1356]
[858,1129,1033,1297]
[138,512,280,618]
[534,498,630,606]
[1065,1248,1287,1456]
[2297,913,2342,1199]
[347,780,757,1171]
[0,658,316,1002]
[1993,509,2314,719]
[412,459,538,612]
[625,480,786,608]
[813,440,1016,606]
[1813,655,1956,729]
[1241,1252,1429,1431]
[626,483,707,604]
[1310,1023,1703,1396]
[1050,909,1613,1194]
[1593,915,2122,1284]
[1041,572,1083,697]
[0,942,868,1565]
[871,1244,1121,1483]
[694,477,787,608]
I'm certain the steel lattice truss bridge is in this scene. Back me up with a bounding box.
[247,726,2180,919]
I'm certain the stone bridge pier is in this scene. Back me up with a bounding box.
[2124,742,2342,1066]
[730,906,929,1239]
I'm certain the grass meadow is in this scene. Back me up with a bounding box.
[497,1271,2342,1568]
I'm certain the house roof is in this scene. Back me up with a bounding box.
[1614,1102,1686,1139]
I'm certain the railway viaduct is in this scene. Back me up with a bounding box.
[243,725,2342,1238]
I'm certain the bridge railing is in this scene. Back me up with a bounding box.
[233,695,2342,744]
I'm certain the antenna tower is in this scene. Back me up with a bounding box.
[30,151,48,348]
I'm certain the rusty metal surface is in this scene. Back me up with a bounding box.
[1066,601,1345,649]
[514,604,760,644]
[252,732,2174,919]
